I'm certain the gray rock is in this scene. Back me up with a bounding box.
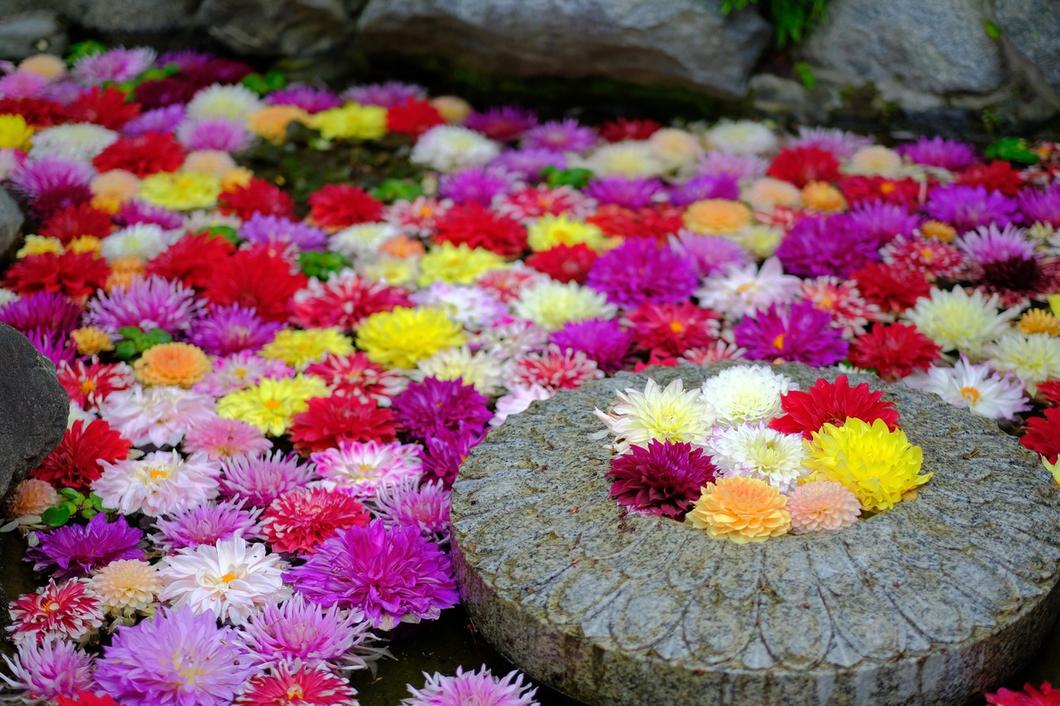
[0,186,22,261]
[196,0,353,56]
[452,363,1060,705]
[357,0,771,99]
[0,324,68,502]
[76,0,198,35]
[995,0,1060,96]
[0,10,66,60]
[799,0,1010,108]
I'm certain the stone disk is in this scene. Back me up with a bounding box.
[451,363,1060,706]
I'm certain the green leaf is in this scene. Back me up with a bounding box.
[263,71,288,91]
[41,506,71,527]
[145,329,173,345]
[115,340,138,360]
[65,40,108,65]
[87,493,105,511]
[58,488,85,504]
[545,167,594,189]
[241,74,270,96]
[985,136,1039,166]
[118,326,143,340]
[371,179,425,203]
[80,509,98,520]
[794,61,817,90]
[205,225,241,247]
[984,19,1002,40]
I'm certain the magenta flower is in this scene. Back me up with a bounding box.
[86,275,201,336]
[673,231,751,278]
[549,318,632,375]
[419,428,484,487]
[607,440,717,520]
[176,116,253,152]
[26,513,144,580]
[24,327,77,367]
[437,167,517,205]
[583,176,665,210]
[0,72,49,99]
[187,304,282,356]
[391,377,492,441]
[845,201,921,248]
[343,81,426,108]
[489,148,567,181]
[896,135,977,170]
[9,157,94,217]
[587,239,697,308]
[957,224,1036,266]
[735,301,849,366]
[0,291,83,335]
[73,47,156,84]
[668,173,740,205]
[116,199,184,230]
[239,214,327,251]
[0,639,95,702]
[374,476,452,542]
[925,184,1018,233]
[521,118,598,153]
[776,213,879,278]
[220,450,317,507]
[122,104,186,137]
[1020,183,1060,227]
[465,106,538,142]
[287,519,459,630]
[266,84,343,113]
[402,666,539,706]
[152,498,262,551]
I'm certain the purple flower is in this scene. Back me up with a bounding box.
[391,377,492,441]
[1019,183,1060,227]
[220,451,317,507]
[549,318,632,374]
[0,291,82,335]
[697,151,768,182]
[73,47,156,85]
[403,666,539,706]
[583,176,664,210]
[925,184,1018,233]
[24,327,76,367]
[788,126,873,160]
[521,118,598,153]
[587,239,697,308]
[374,476,451,542]
[419,428,484,487]
[287,519,459,630]
[153,498,262,551]
[437,167,517,205]
[489,148,567,181]
[187,304,281,356]
[343,81,426,108]
[734,301,849,366]
[95,605,254,706]
[845,201,921,248]
[1,639,95,702]
[156,49,214,72]
[41,79,85,105]
[672,230,750,278]
[957,224,1036,265]
[86,275,201,335]
[26,513,145,580]
[776,213,879,278]
[116,199,184,230]
[122,104,186,137]
[465,106,539,142]
[239,214,327,251]
[0,72,48,99]
[176,116,253,152]
[896,136,977,171]
[668,173,740,206]
[266,83,343,114]
[9,157,93,217]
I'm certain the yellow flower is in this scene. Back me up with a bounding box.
[526,214,607,252]
[261,328,354,370]
[220,166,253,192]
[1019,309,1060,337]
[801,418,930,512]
[1044,457,1060,487]
[417,242,506,286]
[68,235,103,255]
[71,326,114,356]
[216,375,329,436]
[683,199,752,235]
[801,181,847,212]
[133,342,212,388]
[431,96,471,123]
[356,307,466,370]
[919,220,957,243]
[689,476,791,543]
[105,257,146,292]
[362,256,418,286]
[305,103,388,141]
[16,235,63,258]
[0,114,33,151]
[139,170,222,211]
[247,105,309,143]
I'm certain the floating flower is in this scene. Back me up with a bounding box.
[8,579,104,645]
[153,498,263,551]
[985,333,1060,392]
[182,417,272,461]
[735,301,849,366]
[235,661,359,705]
[262,487,370,554]
[905,356,1029,420]
[32,418,132,490]
[216,375,330,437]
[1021,408,1060,464]
[513,280,617,331]
[607,440,716,520]
[586,239,697,309]
[356,306,466,370]
[373,476,451,541]
[402,666,539,706]
[689,476,791,543]
[88,559,163,616]
[786,481,861,534]
[26,513,144,580]
[94,450,221,517]
[0,639,95,703]
[133,341,211,387]
[985,681,1060,706]
[221,451,317,508]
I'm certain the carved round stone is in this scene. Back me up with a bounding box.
[451,363,1060,706]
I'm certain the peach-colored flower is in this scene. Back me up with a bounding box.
[105,256,146,292]
[432,96,471,124]
[133,342,212,388]
[683,199,752,235]
[183,150,236,177]
[785,480,860,533]
[7,478,58,518]
[745,177,802,211]
[801,181,847,212]
[689,475,791,543]
[18,55,66,79]
[247,105,309,144]
[90,170,141,214]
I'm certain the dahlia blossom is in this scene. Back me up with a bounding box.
[392,377,492,440]
[594,378,713,454]
[88,559,164,616]
[85,275,200,335]
[699,365,796,427]
[689,476,791,543]
[373,476,452,541]
[182,416,273,461]
[234,661,359,706]
[402,666,539,706]
[606,440,717,520]
[8,579,104,645]
[734,301,849,366]
[695,257,802,320]
[26,512,144,579]
[587,239,697,309]
[707,425,808,492]
[0,639,95,702]
[904,357,1029,420]
[786,481,861,534]
[769,376,899,439]
[904,286,1018,359]
[549,318,632,374]
[221,451,318,508]
[311,440,424,498]
[153,498,263,551]
[261,487,370,554]
[93,450,221,517]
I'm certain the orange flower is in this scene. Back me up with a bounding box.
[133,342,212,388]
[683,199,752,235]
[247,105,309,144]
[71,326,114,356]
[801,181,847,212]
[689,475,791,543]
[105,256,145,292]
[920,220,957,243]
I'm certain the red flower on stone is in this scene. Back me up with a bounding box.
[986,681,1060,706]
[769,375,900,439]
[848,323,942,382]
[92,131,186,177]
[1021,409,1060,464]
[606,440,717,521]
[288,394,398,455]
[386,98,445,137]
[218,178,297,220]
[146,232,236,291]
[767,146,841,188]
[32,419,132,491]
[66,86,140,130]
[626,301,720,357]
[599,118,661,142]
[307,184,383,231]
[39,203,114,244]
[525,244,597,283]
[852,261,932,314]
[4,251,109,303]
[203,245,308,322]
[433,203,527,258]
[261,487,370,554]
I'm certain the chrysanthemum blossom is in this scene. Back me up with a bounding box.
[769,375,900,438]
[32,418,132,490]
[93,449,221,517]
[0,639,95,703]
[221,451,317,508]
[152,498,263,551]
[261,487,370,554]
[26,512,144,579]
[8,579,104,646]
[586,239,697,309]
[133,341,211,387]
[700,365,796,427]
[356,307,467,370]
[905,286,1019,359]
[594,378,713,454]
[904,357,1029,420]
[88,559,163,616]
[401,666,539,706]
[1021,408,1060,464]
[373,476,452,541]
[689,476,791,543]
[985,333,1060,392]
[848,322,941,382]
[86,274,200,335]
[707,424,808,492]
[234,661,359,705]
[695,257,802,321]
[216,375,330,437]
[411,126,501,172]
[606,440,717,520]
[734,301,849,366]
[182,417,273,461]
[786,481,861,534]
[513,280,617,332]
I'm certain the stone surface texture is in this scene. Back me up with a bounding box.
[0,186,23,260]
[452,363,1060,706]
[995,0,1060,95]
[356,0,772,99]
[195,0,361,56]
[0,10,65,59]
[0,324,68,502]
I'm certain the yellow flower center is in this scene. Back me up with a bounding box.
[80,379,97,394]
[737,282,754,294]
[220,571,238,583]
[669,321,685,333]
[880,182,896,194]
[773,333,786,350]
[46,601,61,612]
[420,207,433,217]
[818,296,835,310]
[960,386,980,403]
[264,399,283,410]
[149,468,169,479]
[286,685,305,700]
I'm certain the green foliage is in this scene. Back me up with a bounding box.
[983,19,1002,40]
[542,166,594,189]
[42,490,107,527]
[371,179,424,203]
[722,0,829,46]
[242,71,289,96]
[115,327,173,360]
[298,250,351,280]
[65,40,107,65]
[203,224,241,248]
[985,137,1039,167]
[794,61,817,89]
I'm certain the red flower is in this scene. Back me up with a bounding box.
[769,376,900,439]
[307,184,384,230]
[837,175,923,210]
[586,204,684,242]
[58,360,135,412]
[1021,409,1060,464]
[986,681,1060,706]
[852,261,931,314]
[57,692,121,706]
[288,395,398,455]
[146,232,236,290]
[526,243,597,283]
[599,118,661,142]
[38,203,114,244]
[767,146,841,188]
[203,245,308,321]
[32,419,132,490]
[1037,380,1060,406]
[261,487,370,554]
[432,203,527,258]
[957,160,1025,197]
[305,352,405,403]
[290,274,411,330]
[92,131,185,177]
[134,77,200,110]
[606,439,717,520]
[218,178,296,220]
[848,323,941,382]
[626,301,720,356]
[5,252,109,302]
[66,86,140,130]
[386,98,445,137]
[0,97,67,127]
[633,349,678,371]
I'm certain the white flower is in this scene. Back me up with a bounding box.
[328,223,400,259]
[101,386,217,447]
[490,384,554,427]
[648,128,703,173]
[415,345,505,396]
[594,378,713,454]
[844,145,903,176]
[158,536,285,625]
[67,401,96,428]
[410,283,508,331]
[984,332,1060,392]
[577,141,666,177]
[473,318,550,362]
[704,120,778,156]
[708,424,808,492]
[695,257,802,320]
[0,287,19,307]
[29,123,118,162]
[904,357,1029,420]
[93,450,221,517]
[99,223,178,262]
[410,126,500,172]
[904,286,1020,360]
[186,83,263,121]
[513,280,616,331]
[700,365,797,426]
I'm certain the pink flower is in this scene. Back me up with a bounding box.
[8,579,104,646]
[786,481,861,534]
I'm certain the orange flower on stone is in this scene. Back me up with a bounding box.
[689,475,791,543]
[133,342,212,388]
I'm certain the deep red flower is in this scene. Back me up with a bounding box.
[183,58,254,86]
[769,375,900,439]
[307,184,384,230]
[599,118,661,142]
[625,301,720,356]
[848,323,941,382]
[432,202,527,258]
[633,349,678,372]
[66,86,140,130]
[290,274,411,330]
[1021,409,1060,464]
[0,97,68,127]
[288,394,398,455]
[58,360,135,411]
[525,243,598,283]
[218,178,296,220]
[203,245,308,321]
[32,419,132,490]
[837,175,923,211]
[4,252,109,302]
[57,692,121,706]
[261,487,370,554]
[38,203,114,244]
[606,440,716,520]
[586,204,684,242]
[146,231,236,290]
[852,261,932,314]
[92,131,186,177]
[767,146,841,188]
[957,160,1025,197]
[386,98,445,137]
[986,681,1060,706]
[305,352,405,404]
[1038,380,1060,406]
[134,77,200,110]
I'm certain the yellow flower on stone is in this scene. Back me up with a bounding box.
[416,242,506,287]
[216,375,329,436]
[801,418,930,512]
[305,103,388,141]
[0,114,33,151]
[689,476,791,543]
[527,214,607,252]
[260,328,354,370]
[139,170,222,211]
[356,307,466,370]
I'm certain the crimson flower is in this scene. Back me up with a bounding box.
[837,175,923,210]
[0,97,68,127]
[769,376,900,439]
[203,245,308,322]
[1037,380,1060,406]
[1021,409,1060,464]
[39,203,114,243]
[848,323,941,382]
[852,262,932,314]
[386,98,445,137]
[57,692,121,706]
[307,184,383,230]
[146,232,236,290]
[767,146,841,188]
[606,440,717,520]
[433,202,527,258]
[92,131,186,177]
[32,419,132,490]
[957,160,1025,197]
[525,244,597,283]
[261,487,370,554]
[4,251,109,302]
[218,178,297,220]
[288,395,398,455]
[986,681,1060,706]
[586,204,684,242]
[599,118,661,142]
[66,86,140,130]
[626,301,719,356]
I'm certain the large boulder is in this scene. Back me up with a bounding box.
[0,10,66,60]
[0,185,23,261]
[76,0,198,35]
[995,0,1060,96]
[356,0,772,99]
[196,0,357,56]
